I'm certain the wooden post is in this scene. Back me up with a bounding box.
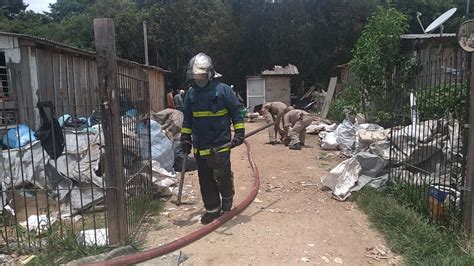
[94,18,127,245]
[465,52,474,238]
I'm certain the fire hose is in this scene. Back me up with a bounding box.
[86,122,275,265]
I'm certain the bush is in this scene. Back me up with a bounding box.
[416,83,468,121]
[328,84,363,122]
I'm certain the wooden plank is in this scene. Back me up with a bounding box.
[66,55,76,116]
[27,47,41,128]
[51,52,61,112]
[57,54,68,115]
[320,77,338,119]
[18,46,33,127]
[94,18,127,245]
[44,50,55,104]
[72,57,84,116]
[36,49,49,101]
[89,59,100,108]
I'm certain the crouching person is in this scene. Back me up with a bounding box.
[281,109,312,150]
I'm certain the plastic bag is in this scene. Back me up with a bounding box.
[2,124,36,148]
[139,120,175,171]
[336,120,357,154]
[321,132,338,150]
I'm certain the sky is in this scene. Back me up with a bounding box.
[25,0,57,13]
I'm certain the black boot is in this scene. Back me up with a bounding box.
[289,143,302,150]
[222,197,233,212]
[201,211,221,224]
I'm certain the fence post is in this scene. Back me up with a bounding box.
[465,52,474,238]
[93,18,128,244]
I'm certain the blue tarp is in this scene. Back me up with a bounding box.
[2,124,36,148]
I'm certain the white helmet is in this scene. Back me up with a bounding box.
[187,52,216,80]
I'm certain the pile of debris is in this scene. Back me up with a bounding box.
[312,114,463,207]
[0,108,195,242]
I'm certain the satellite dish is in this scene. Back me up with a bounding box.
[424,8,457,33]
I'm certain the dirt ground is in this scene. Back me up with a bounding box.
[142,119,401,265]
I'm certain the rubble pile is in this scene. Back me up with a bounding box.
[0,110,187,242]
[315,114,463,208]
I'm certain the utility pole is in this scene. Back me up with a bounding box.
[143,20,149,66]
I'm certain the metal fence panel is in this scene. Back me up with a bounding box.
[0,58,152,252]
[388,48,468,229]
[118,64,152,239]
[0,56,108,251]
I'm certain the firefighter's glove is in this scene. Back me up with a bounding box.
[181,134,192,155]
[231,130,245,148]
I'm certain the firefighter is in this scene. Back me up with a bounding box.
[180,52,245,224]
[281,109,312,150]
[259,102,293,145]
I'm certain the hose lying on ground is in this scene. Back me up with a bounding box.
[86,140,260,265]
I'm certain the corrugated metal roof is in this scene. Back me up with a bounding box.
[400,33,456,39]
[0,31,170,73]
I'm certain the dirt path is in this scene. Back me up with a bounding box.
[142,120,397,265]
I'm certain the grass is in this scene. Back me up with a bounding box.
[387,182,430,216]
[143,197,165,231]
[25,198,164,265]
[3,197,163,265]
[26,228,111,265]
[354,188,474,265]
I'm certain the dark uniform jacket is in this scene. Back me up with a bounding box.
[181,80,244,156]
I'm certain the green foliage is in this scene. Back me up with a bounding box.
[350,6,407,96]
[416,83,468,121]
[0,0,378,90]
[328,84,363,121]
[2,0,467,103]
[0,0,28,19]
[349,6,407,121]
[354,188,474,265]
[374,110,392,126]
[48,0,96,21]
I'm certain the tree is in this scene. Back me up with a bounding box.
[0,0,28,19]
[48,0,96,21]
[0,0,383,94]
[350,6,408,121]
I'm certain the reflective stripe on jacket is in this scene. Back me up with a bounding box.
[181,80,244,154]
